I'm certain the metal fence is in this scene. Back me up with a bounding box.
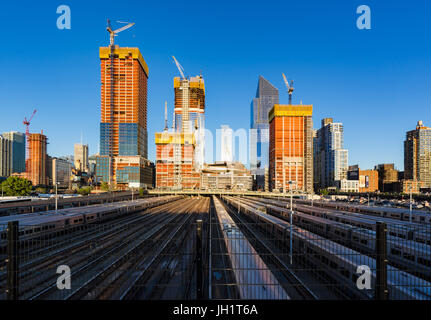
[211,196,431,300]
[0,195,430,300]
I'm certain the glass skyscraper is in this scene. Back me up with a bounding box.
[1,131,26,175]
[250,76,279,190]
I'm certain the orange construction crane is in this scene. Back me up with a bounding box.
[23,109,37,172]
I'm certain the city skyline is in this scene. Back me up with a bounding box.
[1,1,431,171]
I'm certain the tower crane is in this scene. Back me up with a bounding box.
[105,19,134,184]
[23,109,36,137]
[172,56,186,79]
[282,73,294,105]
[106,20,135,47]
[23,109,36,172]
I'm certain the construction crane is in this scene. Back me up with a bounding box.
[282,73,294,105]
[23,109,36,172]
[106,20,135,46]
[105,19,134,185]
[23,109,36,137]
[172,56,186,79]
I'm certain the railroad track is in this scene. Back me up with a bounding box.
[70,198,205,300]
[218,196,318,299]
[0,198,197,300]
[26,199,199,300]
[0,197,210,300]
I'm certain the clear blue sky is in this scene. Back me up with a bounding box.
[1,0,430,171]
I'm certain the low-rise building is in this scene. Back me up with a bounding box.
[335,179,359,193]
[201,162,253,191]
[375,163,399,192]
[347,165,378,193]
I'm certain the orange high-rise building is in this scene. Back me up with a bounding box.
[173,75,206,169]
[97,46,152,188]
[26,132,48,186]
[155,132,200,189]
[269,104,313,193]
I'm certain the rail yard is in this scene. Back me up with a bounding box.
[0,194,430,300]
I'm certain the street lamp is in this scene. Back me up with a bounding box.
[55,182,60,213]
[287,180,296,265]
[409,185,413,223]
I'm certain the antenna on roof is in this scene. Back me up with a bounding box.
[164,101,168,131]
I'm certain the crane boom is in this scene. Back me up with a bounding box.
[282,73,289,89]
[282,73,294,104]
[172,56,186,79]
[114,22,135,34]
[106,19,135,46]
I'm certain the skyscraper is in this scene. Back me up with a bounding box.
[404,120,431,188]
[174,75,205,169]
[250,76,279,190]
[96,46,152,188]
[2,131,26,174]
[314,118,348,189]
[155,73,203,190]
[26,132,48,186]
[0,136,12,178]
[74,143,89,172]
[268,104,313,193]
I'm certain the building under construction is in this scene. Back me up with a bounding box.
[96,42,153,189]
[155,132,200,189]
[174,74,206,170]
[155,58,204,190]
[269,104,313,193]
[26,132,48,186]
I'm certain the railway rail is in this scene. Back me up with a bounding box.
[221,195,431,300]
[212,196,291,299]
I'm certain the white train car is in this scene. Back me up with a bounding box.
[213,196,289,299]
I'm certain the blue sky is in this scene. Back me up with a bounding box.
[1,0,430,171]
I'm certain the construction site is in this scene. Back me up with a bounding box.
[95,21,153,190]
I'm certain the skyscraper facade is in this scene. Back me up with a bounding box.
[314,118,348,189]
[97,46,152,188]
[2,131,26,174]
[0,136,12,178]
[74,143,89,172]
[250,76,279,190]
[52,157,73,188]
[26,132,48,186]
[404,120,431,188]
[174,75,205,169]
[268,104,313,193]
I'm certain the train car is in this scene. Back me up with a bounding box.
[240,197,431,281]
[294,199,431,224]
[248,196,431,247]
[213,196,289,299]
[221,196,431,300]
[0,195,183,244]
